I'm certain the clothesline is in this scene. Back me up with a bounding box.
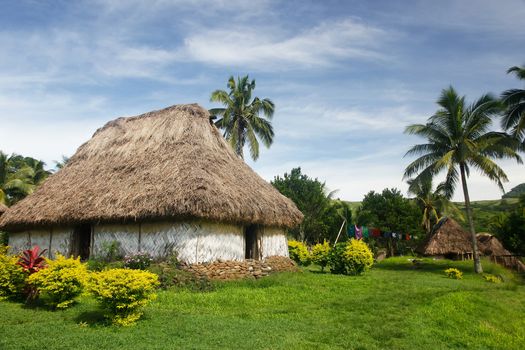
[347,225,412,241]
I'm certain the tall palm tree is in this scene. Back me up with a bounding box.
[209,75,275,160]
[403,87,521,273]
[501,65,525,143]
[407,177,463,234]
[0,152,51,205]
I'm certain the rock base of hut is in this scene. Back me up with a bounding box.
[183,256,298,280]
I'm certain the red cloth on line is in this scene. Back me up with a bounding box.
[371,228,381,237]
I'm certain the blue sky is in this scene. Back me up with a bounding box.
[0,0,523,201]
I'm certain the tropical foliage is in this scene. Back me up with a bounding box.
[287,240,311,266]
[356,188,423,236]
[490,194,525,256]
[501,65,525,144]
[407,177,463,234]
[209,75,275,160]
[0,246,26,300]
[89,268,159,326]
[272,167,351,244]
[0,151,51,205]
[403,86,521,273]
[28,255,88,309]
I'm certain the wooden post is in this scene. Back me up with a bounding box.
[333,220,346,247]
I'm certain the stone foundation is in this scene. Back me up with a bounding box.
[183,256,298,280]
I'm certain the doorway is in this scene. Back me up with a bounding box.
[245,225,259,260]
[72,224,91,260]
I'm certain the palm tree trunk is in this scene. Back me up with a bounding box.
[236,119,244,159]
[459,163,483,273]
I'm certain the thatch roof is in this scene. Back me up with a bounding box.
[0,104,303,231]
[417,217,473,256]
[0,203,8,215]
[476,233,511,256]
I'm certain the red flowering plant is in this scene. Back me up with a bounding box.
[17,246,48,274]
[17,246,48,302]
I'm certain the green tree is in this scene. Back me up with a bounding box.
[0,152,51,205]
[407,177,463,234]
[210,75,275,160]
[404,87,521,273]
[490,194,525,255]
[271,168,349,244]
[501,65,525,144]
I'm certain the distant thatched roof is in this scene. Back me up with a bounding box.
[0,203,8,216]
[476,233,511,256]
[417,217,473,255]
[0,104,303,231]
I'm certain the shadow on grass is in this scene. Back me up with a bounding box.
[74,310,108,327]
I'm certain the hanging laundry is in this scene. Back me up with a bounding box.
[362,226,369,238]
[371,228,381,237]
[347,225,355,238]
[355,225,363,240]
[405,233,411,241]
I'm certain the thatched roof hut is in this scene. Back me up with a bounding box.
[1,104,302,263]
[477,233,525,272]
[476,233,511,256]
[417,217,473,258]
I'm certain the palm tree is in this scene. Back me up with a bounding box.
[0,152,51,205]
[209,75,275,160]
[407,177,463,234]
[501,65,525,143]
[403,87,522,273]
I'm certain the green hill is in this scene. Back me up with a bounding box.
[502,183,525,199]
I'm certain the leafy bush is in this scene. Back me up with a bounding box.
[483,273,502,284]
[444,268,463,280]
[288,240,311,266]
[329,240,374,275]
[99,240,123,262]
[311,241,331,271]
[124,252,153,270]
[0,246,26,300]
[343,239,374,275]
[147,263,214,292]
[89,268,159,326]
[328,242,348,274]
[28,255,89,309]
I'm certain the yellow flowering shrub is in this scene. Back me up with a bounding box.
[88,268,159,326]
[343,239,374,275]
[288,240,311,266]
[444,268,463,280]
[311,241,331,271]
[28,254,89,309]
[0,246,26,300]
[483,273,502,283]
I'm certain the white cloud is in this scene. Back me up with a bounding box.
[182,19,390,69]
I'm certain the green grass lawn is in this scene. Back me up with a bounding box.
[1,258,524,350]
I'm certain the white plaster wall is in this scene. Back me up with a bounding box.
[29,230,51,255]
[140,221,244,263]
[93,224,139,257]
[7,232,31,254]
[260,227,289,258]
[49,228,73,258]
[8,228,73,258]
[91,221,244,263]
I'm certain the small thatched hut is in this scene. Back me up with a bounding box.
[477,233,525,271]
[417,217,474,259]
[0,104,303,263]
